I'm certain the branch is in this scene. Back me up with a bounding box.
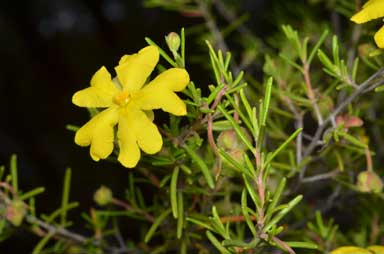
[303,68,384,159]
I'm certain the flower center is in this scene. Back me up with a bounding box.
[113,90,131,106]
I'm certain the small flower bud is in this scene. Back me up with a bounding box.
[165,32,181,53]
[357,170,383,193]
[336,114,363,129]
[217,128,250,151]
[6,200,26,226]
[93,186,113,206]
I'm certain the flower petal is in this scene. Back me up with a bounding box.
[72,67,120,108]
[117,107,162,168]
[133,68,190,115]
[75,107,119,161]
[147,68,190,91]
[374,25,384,48]
[115,46,159,93]
[351,0,384,24]
[330,246,371,254]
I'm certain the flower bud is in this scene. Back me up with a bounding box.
[336,114,363,129]
[165,32,181,53]
[217,128,250,151]
[357,170,383,193]
[6,200,26,226]
[93,186,113,206]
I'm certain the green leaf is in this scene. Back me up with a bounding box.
[217,105,254,153]
[286,241,318,249]
[42,202,79,224]
[243,175,261,209]
[145,37,177,67]
[177,192,184,239]
[241,189,257,237]
[170,166,180,218]
[263,195,303,232]
[266,178,286,219]
[186,217,214,231]
[32,231,55,254]
[20,187,45,200]
[337,131,367,148]
[180,27,185,67]
[262,77,273,126]
[265,128,303,165]
[183,144,215,189]
[10,154,18,193]
[61,168,72,226]
[144,208,172,243]
[206,231,231,254]
[308,29,328,65]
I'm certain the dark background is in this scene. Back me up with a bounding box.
[0,0,271,251]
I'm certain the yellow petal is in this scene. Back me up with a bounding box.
[75,107,119,161]
[117,107,162,168]
[330,246,372,254]
[117,117,141,168]
[149,68,190,91]
[374,25,384,48]
[351,0,384,24]
[133,68,190,115]
[368,245,384,254]
[72,67,120,108]
[115,46,159,93]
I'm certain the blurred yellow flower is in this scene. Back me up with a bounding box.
[330,245,384,254]
[330,246,371,254]
[351,0,384,48]
[72,46,189,168]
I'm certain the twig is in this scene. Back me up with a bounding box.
[207,85,229,178]
[272,236,296,254]
[303,68,384,159]
[301,170,339,183]
[295,114,304,165]
[303,63,323,125]
[26,214,88,244]
[111,198,155,223]
[220,214,256,224]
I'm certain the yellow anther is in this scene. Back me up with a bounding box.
[113,90,130,106]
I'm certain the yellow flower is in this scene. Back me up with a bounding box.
[330,246,384,254]
[72,46,189,168]
[330,246,371,254]
[351,0,384,48]
[367,245,384,254]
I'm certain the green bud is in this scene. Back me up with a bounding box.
[165,32,181,53]
[93,186,113,206]
[217,128,250,151]
[6,200,26,226]
[357,170,383,193]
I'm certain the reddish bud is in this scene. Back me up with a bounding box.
[6,200,26,227]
